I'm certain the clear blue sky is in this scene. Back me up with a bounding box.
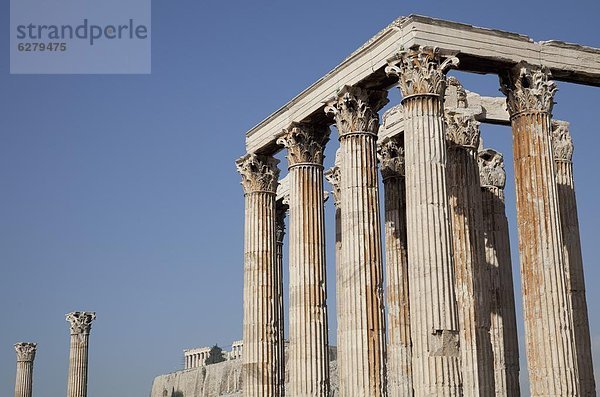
[1,1,599,396]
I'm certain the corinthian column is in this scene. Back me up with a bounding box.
[275,200,287,397]
[277,122,330,396]
[386,46,461,396]
[325,86,388,397]
[14,342,36,397]
[377,136,412,397]
[551,121,596,396]
[478,148,521,397]
[66,311,96,397]
[236,154,281,397]
[445,101,495,396]
[500,62,578,396]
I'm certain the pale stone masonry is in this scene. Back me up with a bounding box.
[277,122,331,396]
[325,86,388,397]
[551,121,596,396]
[377,136,412,397]
[500,63,578,395]
[236,154,282,397]
[66,311,96,397]
[478,148,521,397]
[444,78,495,396]
[14,342,36,397]
[386,46,462,396]
[236,15,598,397]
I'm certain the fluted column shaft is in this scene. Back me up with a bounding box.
[378,137,412,396]
[66,311,96,397]
[551,121,596,396]
[275,202,287,396]
[386,46,462,396]
[237,154,281,397]
[500,63,578,396]
[278,123,330,396]
[479,149,520,397]
[14,343,36,397]
[325,86,388,397]
[446,112,494,397]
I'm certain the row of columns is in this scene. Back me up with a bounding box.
[12,311,96,397]
[237,45,595,396]
[185,350,210,369]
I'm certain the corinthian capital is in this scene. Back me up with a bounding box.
[324,166,341,208]
[15,343,37,362]
[386,45,459,97]
[236,153,280,194]
[324,85,388,136]
[499,62,557,116]
[478,149,506,189]
[551,120,574,163]
[377,137,405,180]
[445,111,480,150]
[276,122,330,166]
[275,201,287,243]
[66,311,96,335]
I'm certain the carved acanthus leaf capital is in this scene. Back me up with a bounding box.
[377,137,405,179]
[15,343,37,362]
[445,111,480,150]
[324,86,388,136]
[275,202,287,243]
[499,62,557,116]
[276,122,330,166]
[478,149,506,189]
[66,311,96,335]
[551,120,574,163]
[386,46,459,97]
[445,76,468,109]
[236,154,280,194]
[324,166,341,208]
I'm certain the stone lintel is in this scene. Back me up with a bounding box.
[245,14,600,154]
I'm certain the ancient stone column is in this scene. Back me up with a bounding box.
[386,46,462,396]
[478,148,521,397]
[277,122,330,396]
[66,311,96,397]
[236,154,281,397]
[275,200,287,396]
[377,136,413,396]
[445,104,495,396]
[551,121,596,396]
[324,159,344,392]
[500,62,578,395]
[14,342,36,397]
[325,86,388,397]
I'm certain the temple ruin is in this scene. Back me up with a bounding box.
[232,14,598,397]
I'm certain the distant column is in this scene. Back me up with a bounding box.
[14,342,36,397]
[445,102,495,396]
[478,148,521,397]
[236,154,281,397]
[377,136,413,396]
[551,121,596,396]
[275,200,287,396]
[325,86,388,397]
[278,122,331,396]
[386,45,462,396]
[500,62,578,395]
[66,311,96,397]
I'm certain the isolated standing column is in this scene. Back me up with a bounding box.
[551,121,596,396]
[500,62,578,395]
[478,148,521,397]
[325,85,388,397]
[377,136,412,396]
[14,342,36,397]
[386,46,462,396]
[277,122,331,396]
[66,311,96,397]
[236,154,281,397]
